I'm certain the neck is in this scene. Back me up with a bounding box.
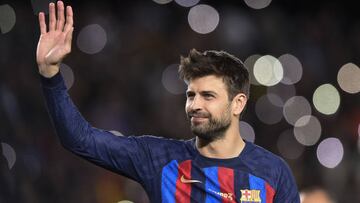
[195,121,245,159]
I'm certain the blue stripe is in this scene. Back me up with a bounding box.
[204,167,221,203]
[249,174,266,202]
[161,160,179,203]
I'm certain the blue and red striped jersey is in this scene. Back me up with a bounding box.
[41,73,300,203]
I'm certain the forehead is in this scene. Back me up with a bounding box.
[187,75,227,92]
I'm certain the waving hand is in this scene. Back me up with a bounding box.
[36,1,74,78]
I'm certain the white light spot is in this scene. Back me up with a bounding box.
[244,0,272,9]
[175,0,200,7]
[239,121,255,143]
[337,63,360,94]
[77,24,107,54]
[313,84,340,115]
[267,83,296,107]
[162,64,186,94]
[255,93,283,124]
[253,55,283,86]
[317,138,344,168]
[110,130,124,137]
[294,115,322,146]
[277,129,304,160]
[1,142,16,169]
[0,4,16,34]
[283,96,312,126]
[279,54,303,85]
[244,54,261,85]
[60,63,75,90]
[188,4,219,34]
[152,0,172,4]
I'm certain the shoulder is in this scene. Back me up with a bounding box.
[242,141,294,189]
[243,141,286,168]
[131,135,190,147]
[130,135,195,156]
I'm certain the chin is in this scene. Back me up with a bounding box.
[191,127,225,141]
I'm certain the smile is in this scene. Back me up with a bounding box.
[191,117,208,123]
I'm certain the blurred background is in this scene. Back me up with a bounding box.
[1,0,360,202]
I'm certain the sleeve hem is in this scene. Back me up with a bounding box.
[40,72,64,88]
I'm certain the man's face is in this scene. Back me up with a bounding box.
[185,75,233,141]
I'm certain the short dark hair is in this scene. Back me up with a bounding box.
[178,49,250,101]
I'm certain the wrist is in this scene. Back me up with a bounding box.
[38,64,60,78]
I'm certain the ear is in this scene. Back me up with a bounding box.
[232,93,247,116]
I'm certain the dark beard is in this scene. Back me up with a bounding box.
[187,108,231,142]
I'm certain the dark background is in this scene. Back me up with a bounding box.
[1,0,359,202]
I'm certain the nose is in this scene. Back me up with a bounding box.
[187,95,203,111]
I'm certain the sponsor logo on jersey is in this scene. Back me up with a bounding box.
[208,189,234,201]
[240,189,261,202]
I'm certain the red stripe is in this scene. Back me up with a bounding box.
[265,182,275,203]
[175,160,192,203]
[218,167,235,203]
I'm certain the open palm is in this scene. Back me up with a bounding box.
[36,1,73,78]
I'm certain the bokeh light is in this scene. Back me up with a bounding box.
[77,24,107,54]
[253,55,283,86]
[255,93,283,124]
[294,115,322,146]
[244,54,261,85]
[188,4,219,34]
[152,0,172,4]
[175,0,200,7]
[278,54,303,85]
[267,83,296,107]
[317,138,344,168]
[337,63,360,94]
[1,142,16,169]
[162,64,186,94]
[244,0,272,10]
[277,129,304,160]
[60,63,75,90]
[283,96,312,126]
[239,121,255,143]
[313,84,340,115]
[0,4,16,34]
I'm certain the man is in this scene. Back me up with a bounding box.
[37,1,300,202]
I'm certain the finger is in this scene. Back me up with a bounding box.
[56,1,65,31]
[38,12,47,34]
[63,6,73,33]
[65,27,74,52]
[49,2,56,31]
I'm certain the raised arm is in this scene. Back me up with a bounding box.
[37,2,157,183]
[36,1,73,78]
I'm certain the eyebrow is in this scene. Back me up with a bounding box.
[186,90,218,96]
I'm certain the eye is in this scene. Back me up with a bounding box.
[186,92,195,99]
[203,94,214,100]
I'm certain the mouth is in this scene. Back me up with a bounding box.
[191,116,208,123]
